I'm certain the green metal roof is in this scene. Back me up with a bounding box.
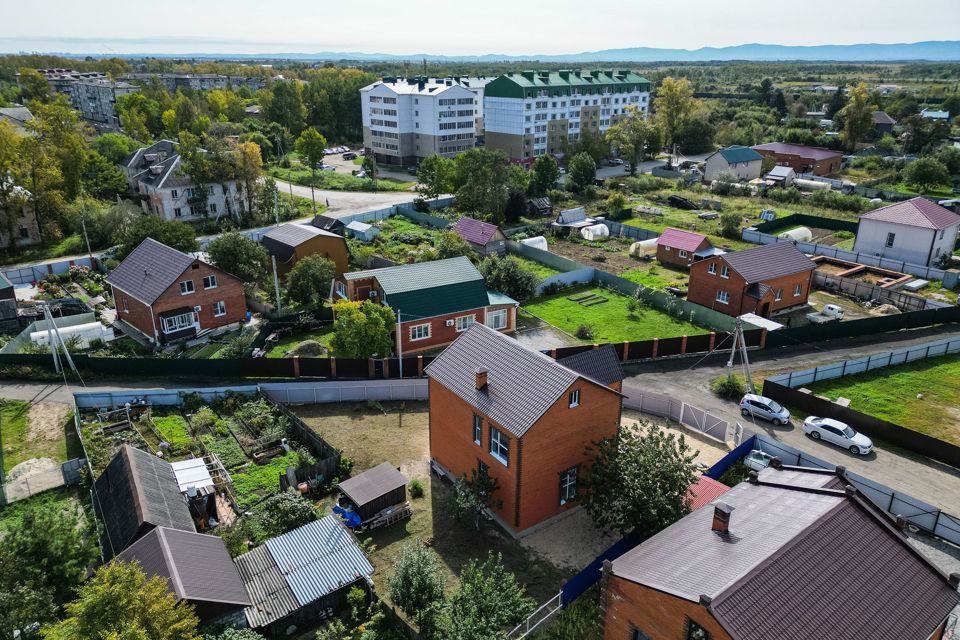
[487,290,517,306]
[715,145,764,164]
[485,70,651,99]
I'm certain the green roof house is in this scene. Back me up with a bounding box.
[704,145,764,183]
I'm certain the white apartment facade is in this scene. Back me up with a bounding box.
[483,70,651,164]
[360,77,491,165]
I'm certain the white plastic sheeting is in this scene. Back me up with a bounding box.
[520,236,548,251]
[580,224,610,241]
[629,238,658,257]
[170,458,215,494]
[778,227,813,242]
[30,321,114,349]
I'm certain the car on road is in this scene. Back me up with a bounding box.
[609,158,624,165]
[315,163,336,171]
[336,146,349,153]
[739,394,791,425]
[802,416,874,455]
[406,165,419,175]
[343,151,357,160]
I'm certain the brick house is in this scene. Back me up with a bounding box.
[261,222,350,277]
[331,256,517,355]
[600,465,960,640]
[655,228,716,269]
[425,326,624,534]
[106,238,246,343]
[687,243,816,318]
[750,142,843,176]
[452,217,507,256]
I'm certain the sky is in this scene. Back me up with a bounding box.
[3,0,959,56]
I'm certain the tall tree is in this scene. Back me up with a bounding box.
[567,151,597,192]
[206,231,269,282]
[285,254,335,307]
[529,154,560,196]
[604,106,663,176]
[825,86,847,119]
[233,140,264,214]
[330,299,396,358]
[452,148,511,223]
[18,68,51,102]
[416,154,454,200]
[27,97,87,201]
[655,77,695,146]
[266,80,306,135]
[117,216,198,259]
[294,127,327,212]
[838,82,874,151]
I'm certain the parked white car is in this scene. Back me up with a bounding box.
[802,416,873,455]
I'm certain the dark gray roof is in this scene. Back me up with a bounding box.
[311,215,345,233]
[93,445,195,559]
[338,462,407,508]
[612,466,960,640]
[106,238,197,304]
[558,346,624,386]
[118,527,251,607]
[262,223,343,263]
[123,139,178,171]
[425,324,620,437]
[872,110,896,125]
[235,544,299,629]
[722,242,816,284]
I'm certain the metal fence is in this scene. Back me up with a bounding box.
[622,384,735,443]
[1,255,100,285]
[260,379,429,404]
[750,212,859,235]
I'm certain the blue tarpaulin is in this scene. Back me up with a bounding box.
[332,504,363,529]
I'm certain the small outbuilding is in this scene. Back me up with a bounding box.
[656,227,713,268]
[262,222,350,277]
[337,462,408,523]
[345,220,379,243]
[310,214,346,235]
[580,223,610,241]
[453,217,507,256]
[527,197,552,217]
[520,236,548,251]
[763,165,796,187]
[553,207,596,229]
[872,111,896,137]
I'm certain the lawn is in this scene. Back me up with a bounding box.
[0,234,87,267]
[266,325,336,358]
[621,262,690,290]
[873,182,957,199]
[804,354,960,446]
[268,163,413,192]
[512,256,563,280]
[0,486,86,531]
[622,213,754,252]
[523,285,705,343]
[0,399,74,476]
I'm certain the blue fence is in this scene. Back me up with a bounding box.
[560,533,640,607]
[704,435,758,480]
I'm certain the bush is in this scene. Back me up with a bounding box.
[293,340,323,356]
[409,479,424,499]
[719,211,742,239]
[575,324,595,340]
[711,374,746,400]
[624,175,670,193]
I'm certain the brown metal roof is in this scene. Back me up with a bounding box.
[106,238,196,304]
[751,142,843,162]
[656,227,710,253]
[722,242,816,284]
[558,345,624,387]
[859,197,960,230]
[338,462,407,508]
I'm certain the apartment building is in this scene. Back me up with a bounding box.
[31,68,139,130]
[483,70,651,164]
[120,73,266,92]
[360,76,491,165]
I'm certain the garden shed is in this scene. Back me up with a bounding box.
[345,220,379,243]
[337,462,408,523]
[452,217,507,256]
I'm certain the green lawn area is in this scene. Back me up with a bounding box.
[621,212,754,252]
[621,263,689,290]
[0,399,73,476]
[873,182,957,199]
[0,234,87,267]
[513,256,563,280]
[0,486,85,530]
[268,163,413,192]
[523,286,705,343]
[266,325,336,358]
[804,354,960,446]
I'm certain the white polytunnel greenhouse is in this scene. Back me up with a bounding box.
[520,236,548,251]
[580,224,610,241]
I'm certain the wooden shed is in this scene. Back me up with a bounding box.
[337,462,407,522]
[261,222,349,277]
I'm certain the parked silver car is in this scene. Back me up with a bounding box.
[802,416,874,455]
[739,394,791,425]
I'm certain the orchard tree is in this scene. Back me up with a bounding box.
[117,216,199,259]
[433,229,474,260]
[567,151,597,192]
[478,255,538,302]
[903,157,950,193]
[529,154,560,196]
[387,540,446,629]
[286,254,335,307]
[416,154,454,200]
[445,553,534,640]
[330,299,396,357]
[605,106,663,175]
[582,421,699,537]
[206,232,269,283]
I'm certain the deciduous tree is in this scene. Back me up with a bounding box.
[330,299,396,358]
[117,216,199,259]
[605,106,663,175]
[529,154,560,197]
[452,148,511,223]
[387,540,446,628]
[286,254,335,307]
[206,231,269,283]
[445,553,534,640]
[416,154,454,200]
[567,152,597,192]
[655,77,695,146]
[478,255,538,302]
[838,83,874,150]
[903,157,950,193]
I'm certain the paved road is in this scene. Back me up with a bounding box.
[272,179,415,216]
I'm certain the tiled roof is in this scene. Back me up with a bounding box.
[872,111,896,125]
[106,238,196,304]
[558,345,624,386]
[425,324,620,437]
[859,197,960,230]
[118,527,251,607]
[656,227,710,252]
[722,243,816,284]
[453,217,502,246]
[714,146,763,164]
[338,462,407,508]
[751,142,843,161]
[686,475,731,511]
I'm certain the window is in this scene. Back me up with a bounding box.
[161,311,195,334]
[885,232,895,248]
[335,281,347,298]
[559,467,578,504]
[707,262,717,275]
[455,315,475,332]
[213,300,226,317]
[715,290,730,304]
[171,189,178,198]
[678,249,688,258]
[794,283,802,297]
[774,288,782,301]
[485,309,507,330]
[203,275,217,289]
[410,323,431,341]
[174,207,182,217]
[209,203,217,214]
[122,297,128,312]
[569,389,581,408]
[720,265,729,278]
[190,205,204,216]
[631,629,652,640]
[489,427,509,466]
[473,414,482,445]
[179,280,195,295]
[685,619,710,640]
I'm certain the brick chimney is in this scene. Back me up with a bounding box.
[711,501,735,534]
[475,367,488,391]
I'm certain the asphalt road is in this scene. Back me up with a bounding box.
[622,325,960,512]
[271,178,416,216]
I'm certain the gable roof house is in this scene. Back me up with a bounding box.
[703,146,764,183]
[331,256,518,354]
[106,238,247,344]
[426,324,625,533]
[687,242,816,318]
[853,197,960,267]
[600,465,960,640]
[751,142,843,176]
[655,227,716,269]
[452,217,507,256]
[121,140,243,222]
[872,110,897,136]
[261,222,350,277]
[118,527,251,624]
[0,106,34,134]
[92,445,196,560]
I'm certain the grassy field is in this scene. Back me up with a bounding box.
[0,486,86,530]
[0,399,75,476]
[805,354,960,446]
[873,181,957,199]
[266,326,337,358]
[269,163,413,192]
[621,262,690,290]
[523,285,704,343]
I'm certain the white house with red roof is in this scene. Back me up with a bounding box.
[655,227,722,269]
[452,217,506,256]
[853,197,960,266]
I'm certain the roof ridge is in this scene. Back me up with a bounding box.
[155,527,188,598]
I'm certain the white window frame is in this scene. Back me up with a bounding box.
[774,289,783,301]
[485,309,507,330]
[569,389,581,408]
[179,280,195,295]
[720,265,730,278]
[161,312,195,334]
[473,414,482,445]
[707,262,717,275]
[455,314,476,332]
[335,281,347,298]
[409,323,431,341]
[716,290,730,304]
[203,275,218,289]
[678,249,688,258]
[794,283,803,297]
[489,426,509,466]
[213,300,226,317]
[559,467,578,505]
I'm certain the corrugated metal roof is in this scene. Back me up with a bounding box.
[656,227,710,253]
[714,145,763,164]
[235,544,299,629]
[265,516,374,608]
[751,142,843,161]
[338,462,407,508]
[859,197,960,230]
[722,242,816,284]
[685,475,731,511]
[558,345,624,386]
[106,238,196,304]
[170,458,215,493]
[425,324,620,438]
[453,217,502,246]
[343,256,481,294]
[263,223,340,247]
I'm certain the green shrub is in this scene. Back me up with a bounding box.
[711,374,746,400]
[409,479,424,499]
[575,324,595,340]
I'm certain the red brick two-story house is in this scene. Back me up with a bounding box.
[600,465,960,640]
[425,325,624,534]
[687,242,816,318]
[331,256,518,355]
[107,238,246,343]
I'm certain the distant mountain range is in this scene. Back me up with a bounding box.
[8,40,960,62]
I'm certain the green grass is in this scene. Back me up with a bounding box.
[231,450,300,509]
[268,163,413,192]
[873,182,957,199]
[511,256,562,280]
[621,263,689,290]
[266,326,336,358]
[0,234,87,267]
[0,486,84,530]
[522,286,704,343]
[0,399,71,475]
[804,354,960,446]
[201,432,247,469]
[151,415,193,451]
[621,213,755,252]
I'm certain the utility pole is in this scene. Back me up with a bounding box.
[80,215,93,262]
[273,180,279,227]
[271,255,282,316]
[726,318,755,393]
